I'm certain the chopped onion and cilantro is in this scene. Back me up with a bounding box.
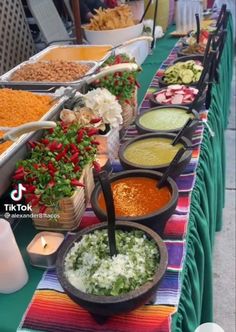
[64,229,159,296]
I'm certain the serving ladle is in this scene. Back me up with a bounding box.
[109,36,153,52]
[0,121,56,144]
[48,62,139,104]
[98,171,117,257]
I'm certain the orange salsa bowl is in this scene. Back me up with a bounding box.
[91,170,179,235]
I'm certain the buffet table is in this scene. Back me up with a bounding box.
[0,16,234,332]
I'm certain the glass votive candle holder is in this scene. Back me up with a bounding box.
[0,219,28,294]
[27,231,64,269]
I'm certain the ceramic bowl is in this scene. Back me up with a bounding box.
[118,132,192,178]
[135,106,200,141]
[83,23,143,46]
[56,221,168,316]
[91,169,179,234]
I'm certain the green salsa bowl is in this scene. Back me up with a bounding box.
[135,106,199,141]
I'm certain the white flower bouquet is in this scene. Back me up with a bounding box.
[83,88,123,130]
[59,88,123,132]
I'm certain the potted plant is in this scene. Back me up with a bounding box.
[92,54,141,129]
[60,88,123,162]
[12,122,98,231]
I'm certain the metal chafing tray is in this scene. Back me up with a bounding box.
[28,44,112,63]
[0,37,151,92]
[0,59,98,92]
[0,94,67,197]
[0,62,139,196]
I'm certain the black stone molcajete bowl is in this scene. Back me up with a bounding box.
[172,54,204,64]
[56,221,168,317]
[135,106,200,141]
[158,55,205,88]
[118,132,192,179]
[91,170,179,235]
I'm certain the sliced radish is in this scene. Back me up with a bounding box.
[191,88,199,95]
[164,97,172,104]
[154,84,198,105]
[175,90,185,95]
[155,93,166,103]
[171,94,184,104]
[184,93,194,99]
[165,90,173,97]
[169,84,183,90]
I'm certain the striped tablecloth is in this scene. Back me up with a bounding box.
[18,44,209,332]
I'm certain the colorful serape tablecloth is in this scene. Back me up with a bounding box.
[18,44,209,332]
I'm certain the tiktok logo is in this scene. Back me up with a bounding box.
[10,183,27,202]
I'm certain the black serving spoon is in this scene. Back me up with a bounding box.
[151,0,159,49]
[139,0,152,23]
[216,4,227,30]
[187,80,208,115]
[195,14,200,44]
[184,77,208,117]
[202,32,214,67]
[157,147,187,189]
[197,49,212,88]
[205,30,226,107]
[172,82,210,144]
[205,49,218,108]
[98,171,117,257]
[171,118,194,146]
[189,48,215,104]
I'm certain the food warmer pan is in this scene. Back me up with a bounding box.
[0,62,138,196]
[0,36,151,92]
[0,94,67,197]
[28,36,152,63]
[0,59,98,92]
[28,44,112,62]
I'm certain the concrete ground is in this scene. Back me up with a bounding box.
[213,59,236,331]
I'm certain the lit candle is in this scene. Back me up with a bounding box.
[0,219,28,294]
[27,232,64,269]
[41,236,47,249]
